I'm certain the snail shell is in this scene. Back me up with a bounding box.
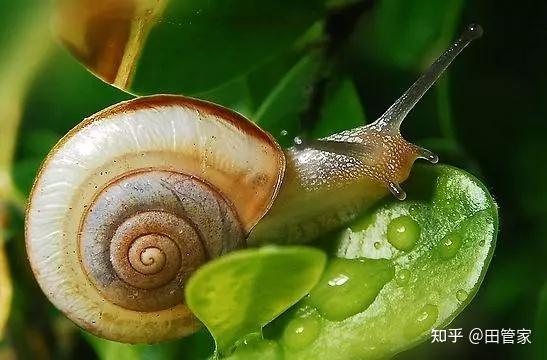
[25,96,285,343]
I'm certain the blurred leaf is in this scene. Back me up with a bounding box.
[263,164,497,359]
[14,47,130,196]
[311,77,366,138]
[345,0,468,144]
[0,0,36,50]
[86,330,214,360]
[246,21,325,110]
[195,77,254,118]
[89,332,213,360]
[18,130,61,159]
[0,244,12,338]
[0,3,53,341]
[255,53,323,147]
[186,246,326,355]
[247,53,301,111]
[362,0,465,70]
[19,48,130,136]
[85,334,140,360]
[325,0,363,10]
[0,3,52,211]
[11,158,43,196]
[57,0,325,95]
[247,52,301,111]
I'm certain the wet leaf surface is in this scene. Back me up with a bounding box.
[263,164,498,359]
[186,247,326,356]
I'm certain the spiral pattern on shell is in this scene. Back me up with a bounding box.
[80,170,243,312]
[25,96,285,343]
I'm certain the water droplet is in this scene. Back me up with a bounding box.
[280,129,288,136]
[456,289,468,302]
[235,332,262,347]
[328,274,349,286]
[404,304,439,338]
[232,335,282,358]
[309,258,394,321]
[282,314,321,349]
[386,216,420,251]
[350,214,374,232]
[437,233,463,260]
[373,241,382,249]
[395,269,411,286]
[479,239,485,246]
[409,205,418,215]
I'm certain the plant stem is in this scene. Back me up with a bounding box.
[0,3,53,339]
[0,6,53,211]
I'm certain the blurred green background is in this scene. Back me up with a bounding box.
[0,0,545,359]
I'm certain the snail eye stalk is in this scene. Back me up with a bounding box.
[376,24,483,132]
[291,24,482,201]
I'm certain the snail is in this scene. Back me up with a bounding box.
[25,25,482,343]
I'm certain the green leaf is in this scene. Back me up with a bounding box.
[254,53,323,147]
[185,246,326,356]
[57,0,325,95]
[85,334,140,360]
[264,164,497,359]
[325,0,363,10]
[246,21,325,110]
[361,0,465,70]
[311,77,366,138]
[13,47,130,197]
[85,330,214,360]
[247,53,301,112]
[195,77,254,118]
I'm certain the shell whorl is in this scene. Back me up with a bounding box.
[80,170,243,312]
[25,96,285,343]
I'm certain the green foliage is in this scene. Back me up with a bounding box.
[132,1,325,94]
[312,77,367,138]
[275,165,496,359]
[185,247,326,355]
[196,164,496,359]
[360,0,465,70]
[85,331,214,360]
[255,53,323,146]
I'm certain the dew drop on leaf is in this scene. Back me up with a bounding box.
[281,313,322,349]
[387,216,421,251]
[395,269,411,286]
[308,258,394,321]
[437,233,463,260]
[404,304,439,339]
[456,289,468,302]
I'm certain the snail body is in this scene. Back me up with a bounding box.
[249,24,483,245]
[25,25,482,343]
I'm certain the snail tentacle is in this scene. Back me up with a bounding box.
[248,25,482,245]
